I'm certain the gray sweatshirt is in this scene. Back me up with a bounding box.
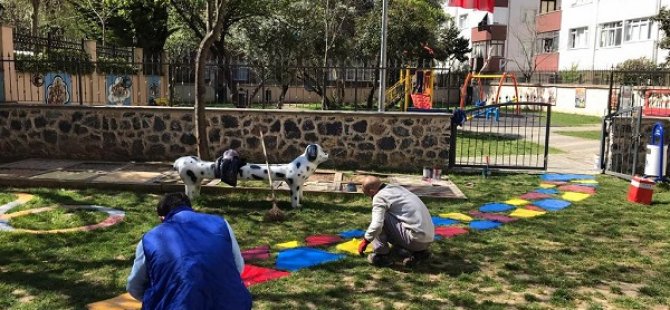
[364,184,435,243]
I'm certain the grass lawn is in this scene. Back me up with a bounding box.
[551,112,602,127]
[457,131,563,157]
[0,192,16,205]
[1,175,670,309]
[555,130,602,141]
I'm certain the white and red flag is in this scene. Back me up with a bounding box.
[449,0,495,13]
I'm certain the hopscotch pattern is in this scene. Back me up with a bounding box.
[237,173,598,286]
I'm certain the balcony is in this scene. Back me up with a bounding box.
[471,25,507,42]
[536,10,561,33]
[534,53,559,71]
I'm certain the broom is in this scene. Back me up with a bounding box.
[259,131,285,222]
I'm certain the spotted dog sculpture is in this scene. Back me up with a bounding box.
[174,144,329,208]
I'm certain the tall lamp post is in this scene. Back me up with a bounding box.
[377,0,389,112]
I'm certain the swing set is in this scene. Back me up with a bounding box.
[459,72,520,108]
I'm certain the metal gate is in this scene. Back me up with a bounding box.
[449,102,552,171]
[599,106,642,180]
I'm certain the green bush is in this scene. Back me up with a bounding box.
[14,50,94,74]
[615,57,662,85]
[96,56,140,74]
[559,63,581,84]
[14,52,139,75]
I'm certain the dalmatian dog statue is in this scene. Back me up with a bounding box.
[173,144,329,208]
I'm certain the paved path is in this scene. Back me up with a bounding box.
[546,125,602,175]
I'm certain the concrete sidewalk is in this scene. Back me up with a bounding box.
[547,125,602,175]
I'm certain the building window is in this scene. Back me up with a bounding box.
[600,21,623,47]
[472,41,505,58]
[233,67,249,81]
[472,42,486,58]
[458,14,467,29]
[625,18,652,42]
[540,0,558,14]
[537,31,559,53]
[572,0,593,7]
[569,27,589,49]
[489,40,505,57]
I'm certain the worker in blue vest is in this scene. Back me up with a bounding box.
[126,192,252,309]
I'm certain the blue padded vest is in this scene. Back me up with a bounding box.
[141,206,251,310]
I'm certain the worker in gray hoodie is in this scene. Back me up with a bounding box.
[358,176,435,267]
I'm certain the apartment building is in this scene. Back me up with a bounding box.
[551,0,669,70]
[444,0,550,72]
[447,0,670,72]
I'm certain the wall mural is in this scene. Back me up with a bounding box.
[575,87,586,108]
[106,75,132,106]
[146,75,160,105]
[44,73,72,105]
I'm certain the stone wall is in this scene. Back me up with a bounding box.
[606,116,670,175]
[0,105,452,171]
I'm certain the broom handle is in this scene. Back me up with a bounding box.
[259,131,277,200]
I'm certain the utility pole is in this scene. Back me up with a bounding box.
[377,0,389,112]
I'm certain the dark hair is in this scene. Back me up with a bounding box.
[157,192,191,216]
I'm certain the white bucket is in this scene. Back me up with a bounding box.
[422,167,432,179]
[593,154,601,170]
[644,144,669,176]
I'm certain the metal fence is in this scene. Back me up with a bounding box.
[508,69,670,87]
[449,102,552,172]
[600,106,643,180]
[0,57,164,106]
[13,31,84,54]
[96,45,134,63]
[167,59,468,111]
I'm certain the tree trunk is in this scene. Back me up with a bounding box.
[194,0,227,161]
[31,0,40,36]
[277,84,289,109]
[366,58,381,110]
[248,78,266,106]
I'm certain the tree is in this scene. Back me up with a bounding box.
[26,0,68,36]
[0,0,32,31]
[653,7,670,64]
[70,0,124,47]
[615,57,661,85]
[508,16,542,81]
[169,0,269,101]
[433,18,470,65]
[193,0,229,160]
[231,0,305,108]
[113,0,173,56]
[353,0,462,109]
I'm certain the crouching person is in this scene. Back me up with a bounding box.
[126,192,252,309]
[358,176,435,267]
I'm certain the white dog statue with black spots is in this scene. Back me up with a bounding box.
[173,144,329,208]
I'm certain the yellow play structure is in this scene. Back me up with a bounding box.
[386,67,434,111]
[459,72,520,108]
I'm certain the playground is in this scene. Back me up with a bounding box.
[1,164,670,309]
